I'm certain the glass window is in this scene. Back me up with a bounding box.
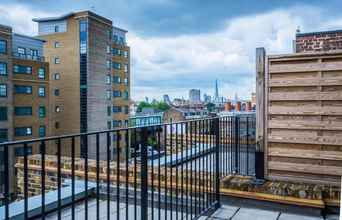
[0,107,7,121]
[15,127,32,136]
[14,85,31,94]
[13,65,32,74]
[14,107,32,116]
[54,89,60,96]
[123,50,128,58]
[55,122,60,129]
[54,57,60,64]
[124,64,128,73]
[54,25,59,33]
[39,126,46,137]
[107,106,111,116]
[113,120,122,128]
[17,47,26,55]
[30,49,38,58]
[123,91,129,100]
[113,76,121,84]
[112,106,122,113]
[107,121,111,129]
[0,63,7,75]
[113,90,121,98]
[106,60,111,69]
[0,84,7,97]
[106,74,111,84]
[39,106,46,118]
[106,45,111,54]
[0,129,8,143]
[55,106,61,112]
[124,106,129,114]
[54,41,60,48]
[106,90,111,100]
[38,68,45,79]
[0,40,7,54]
[113,35,118,43]
[124,78,128,85]
[54,73,60,80]
[38,86,45,97]
[15,146,32,156]
[112,62,121,70]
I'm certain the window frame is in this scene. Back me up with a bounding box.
[38,67,45,79]
[0,40,7,54]
[38,86,46,97]
[0,62,7,76]
[0,84,7,97]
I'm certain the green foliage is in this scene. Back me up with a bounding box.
[137,101,170,113]
[206,102,215,112]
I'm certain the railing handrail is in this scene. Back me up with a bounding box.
[0,115,255,147]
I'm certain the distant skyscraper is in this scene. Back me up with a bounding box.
[189,89,201,103]
[163,94,172,105]
[214,79,219,101]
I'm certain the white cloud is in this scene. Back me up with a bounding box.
[0,4,55,36]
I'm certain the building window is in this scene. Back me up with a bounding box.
[0,40,7,54]
[113,120,122,128]
[0,84,7,97]
[39,106,46,118]
[54,89,60,96]
[54,25,59,33]
[55,106,60,112]
[54,57,60,64]
[0,129,8,143]
[113,106,122,113]
[39,126,46,137]
[38,86,45,97]
[14,107,32,116]
[38,68,45,79]
[15,127,32,136]
[55,122,60,129]
[107,106,111,116]
[123,50,128,58]
[113,76,121,84]
[124,106,129,114]
[106,60,111,69]
[123,91,129,100]
[17,47,26,55]
[13,65,32,74]
[106,45,111,54]
[124,64,128,73]
[106,90,111,100]
[113,90,121,98]
[14,85,31,94]
[106,74,111,84]
[107,121,111,129]
[53,73,60,80]
[30,49,38,59]
[54,41,60,48]
[0,63,7,75]
[112,62,121,70]
[124,78,128,85]
[113,35,118,43]
[0,107,7,121]
[15,146,32,156]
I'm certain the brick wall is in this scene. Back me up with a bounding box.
[296,30,342,53]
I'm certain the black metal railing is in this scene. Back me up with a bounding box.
[0,115,255,220]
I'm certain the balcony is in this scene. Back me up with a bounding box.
[0,115,333,220]
[12,52,45,62]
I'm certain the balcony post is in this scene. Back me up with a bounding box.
[140,127,149,220]
[214,117,221,208]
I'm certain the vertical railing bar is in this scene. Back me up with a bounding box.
[116,131,120,220]
[175,123,178,220]
[141,127,148,220]
[157,127,161,220]
[225,117,228,176]
[194,120,198,217]
[71,137,76,220]
[170,123,173,220]
[106,132,110,220]
[185,122,189,220]
[180,122,184,219]
[151,127,155,220]
[41,141,46,220]
[230,117,233,174]
[246,117,249,176]
[189,121,193,218]
[125,130,129,220]
[215,117,221,209]
[134,129,137,220]
[24,142,28,220]
[4,144,9,220]
[164,124,167,220]
[205,119,209,209]
[57,139,62,220]
[200,120,204,213]
[84,134,89,220]
[96,133,100,220]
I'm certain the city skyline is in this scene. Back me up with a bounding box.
[1,1,342,101]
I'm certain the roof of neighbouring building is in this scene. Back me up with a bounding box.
[296,29,342,37]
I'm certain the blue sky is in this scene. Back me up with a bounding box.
[1,0,342,101]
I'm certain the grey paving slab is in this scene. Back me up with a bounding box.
[326,214,340,220]
[211,205,239,219]
[278,213,323,220]
[232,207,280,220]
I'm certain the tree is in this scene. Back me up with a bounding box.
[206,102,215,112]
[137,101,170,113]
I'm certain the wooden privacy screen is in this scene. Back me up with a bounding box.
[266,51,342,185]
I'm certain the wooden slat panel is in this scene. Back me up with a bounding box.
[269,61,342,73]
[269,148,342,160]
[269,77,342,87]
[269,91,342,101]
[269,119,342,131]
[268,161,342,176]
[269,106,342,115]
[268,134,342,146]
